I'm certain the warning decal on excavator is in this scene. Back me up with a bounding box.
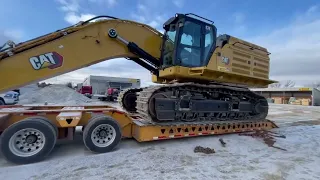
[29,52,63,70]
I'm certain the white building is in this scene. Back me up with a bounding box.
[82,75,140,94]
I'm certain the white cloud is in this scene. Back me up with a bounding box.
[130,13,146,23]
[0,29,24,44]
[173,0,184,8]
[229,12,247,35]
[64,12,96,24]
[307,5,318,15]
[148,20,160,28]
[3,29,24,41]
[88,0,117,7]
[130,1,168,29]
[57,0,117,25]
[137,3,146,11]
[233,12,245,24]
[57,0,80,12]
[246,5,320,86]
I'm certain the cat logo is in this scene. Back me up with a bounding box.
[29,52,63,70]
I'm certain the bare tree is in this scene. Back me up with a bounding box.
[283,80,295,88]
[268,83,281,88]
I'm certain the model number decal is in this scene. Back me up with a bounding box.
[221,56,230,65]
[29,52,63,70]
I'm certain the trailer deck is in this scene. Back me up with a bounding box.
[0,104,277,164]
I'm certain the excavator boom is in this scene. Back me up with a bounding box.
[0,16,162,94]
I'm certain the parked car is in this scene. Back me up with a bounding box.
[0,91,19,105]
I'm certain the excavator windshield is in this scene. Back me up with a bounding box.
[161,14,217,68]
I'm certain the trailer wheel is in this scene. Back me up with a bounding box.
[83,115,121,153]
[0,117,57,164]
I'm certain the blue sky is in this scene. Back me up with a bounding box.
[1,0,320,87]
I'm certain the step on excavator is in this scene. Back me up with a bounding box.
[0,13,277,164]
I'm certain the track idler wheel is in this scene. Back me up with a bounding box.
[118,89,142,113]
[122,92,137,112]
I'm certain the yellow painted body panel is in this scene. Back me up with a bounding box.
[155,35,276,87]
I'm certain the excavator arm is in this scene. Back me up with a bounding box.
[0,16,163,94]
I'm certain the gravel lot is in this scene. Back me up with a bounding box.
[1,103,320,180]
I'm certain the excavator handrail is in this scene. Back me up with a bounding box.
[0,15,163,60]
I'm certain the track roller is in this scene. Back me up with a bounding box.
[83,115,122,153]
[0,117,57,164]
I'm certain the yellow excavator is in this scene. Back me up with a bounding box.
[0,13,275,123]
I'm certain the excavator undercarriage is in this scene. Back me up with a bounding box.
[119,83,268,123]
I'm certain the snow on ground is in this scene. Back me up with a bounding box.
[1,103,320,180]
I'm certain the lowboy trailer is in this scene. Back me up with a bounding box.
[0,104,277,164]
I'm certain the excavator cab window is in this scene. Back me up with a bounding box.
[161,14,217,68]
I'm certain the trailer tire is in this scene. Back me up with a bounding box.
[0,117,57,164]
[24,116,58,138]
[83,115,121,153]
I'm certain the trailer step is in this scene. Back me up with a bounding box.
[56,107,84,127]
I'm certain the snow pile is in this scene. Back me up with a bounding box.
[18,84,92,105]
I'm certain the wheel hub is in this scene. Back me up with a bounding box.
[91,124,116,147]
[26,134,37,144]
[99,130,107,138]
[9,128,46,157]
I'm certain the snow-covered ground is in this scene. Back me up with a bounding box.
[1,103,320,180]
